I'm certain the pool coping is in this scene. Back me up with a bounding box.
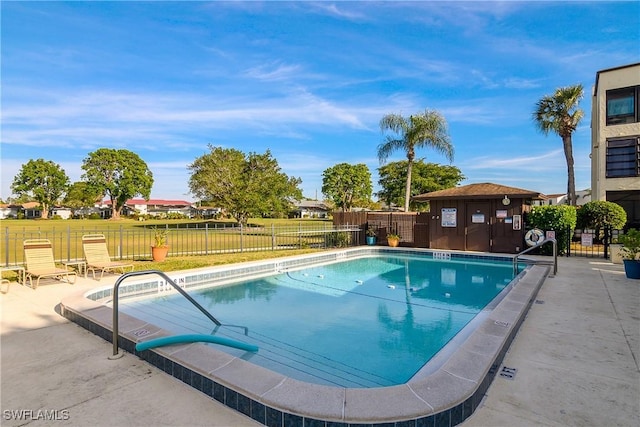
[60,247,549,426]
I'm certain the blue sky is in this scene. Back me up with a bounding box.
[2,1,639,203]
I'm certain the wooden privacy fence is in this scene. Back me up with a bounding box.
[333,211,430,247]
[1,223,363,267]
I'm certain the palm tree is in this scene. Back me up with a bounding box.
[533,84,584,206]
[378,110,454,212]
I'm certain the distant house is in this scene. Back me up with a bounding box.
[0,203,69,219]
[191,205,223,219]
[0,204,22,219]
[51,207,72,219]
[292,200,330,218]
[21,202,42,219]
[534,190,591,206]
[101,199,194,217]
[1,202,92,219]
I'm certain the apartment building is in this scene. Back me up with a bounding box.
[591,63,640,229]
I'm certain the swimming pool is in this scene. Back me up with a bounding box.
[61,247,549,426]
[117,254,518,388]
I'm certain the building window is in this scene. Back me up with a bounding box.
[606,137,640,178]
[606,86,639,125]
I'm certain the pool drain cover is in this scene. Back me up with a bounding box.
[535,300,545,304]
[499,366,517,380]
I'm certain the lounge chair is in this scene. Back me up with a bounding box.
[82,234,134,280]
[23,239,77,289]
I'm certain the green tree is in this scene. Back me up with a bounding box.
[63,181,102,217]
[378,109,454,212]
[8,194,33,204]
[533,84,584,206]
[188,146,302,225]
[377,160,465,211]
[11,159,69,219]
[81,148,154,220]
[527,205,577,255]
[321,163,372,212]
[576,201,627,235]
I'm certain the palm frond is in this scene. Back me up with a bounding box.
[379,113,408,134]
[533,84,584,136]
[377,138,406,163]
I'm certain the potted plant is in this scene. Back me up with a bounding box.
[619,228,640,279]
[386,233,400,248]
[151,227,170,262]
[365,228,377,245]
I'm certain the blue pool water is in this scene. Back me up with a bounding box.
[120,255,519,388]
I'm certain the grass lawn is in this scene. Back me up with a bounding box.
[1,217,331,232]
[129,248,322,272]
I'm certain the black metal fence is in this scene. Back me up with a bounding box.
[567,227,621,259]
[1,223,363,267]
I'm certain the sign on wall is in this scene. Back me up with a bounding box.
[512,214,522,230]
[471,213,485,223]
[441,208,457,227]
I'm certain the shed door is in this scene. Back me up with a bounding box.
[466,202,491,252]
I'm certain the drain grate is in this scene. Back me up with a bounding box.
[535,300,545,304]
[494,320,510,327]
[499,366,517,380]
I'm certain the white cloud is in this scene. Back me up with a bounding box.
[244,62,304,81]
[462,149,565,171]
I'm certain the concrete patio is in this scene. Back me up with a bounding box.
[1,256,638,426]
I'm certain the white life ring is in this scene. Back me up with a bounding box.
[525,228,545,247]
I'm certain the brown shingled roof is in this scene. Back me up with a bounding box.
[413,182,546,201]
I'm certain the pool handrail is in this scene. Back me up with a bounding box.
[513,238,557,276]
[110,270,221,358]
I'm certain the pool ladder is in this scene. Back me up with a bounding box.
[513,238,557,277]
[109,270,221,359]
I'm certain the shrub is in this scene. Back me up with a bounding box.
[576,201,627,237]
[526,205,577,255]
[619,228,640,260]
[325,231,351,248]
[167,212,189,220]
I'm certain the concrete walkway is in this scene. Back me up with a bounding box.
[1,257,638,426]
[464,257,639,427]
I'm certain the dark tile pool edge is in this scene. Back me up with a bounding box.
[60,249,549,427]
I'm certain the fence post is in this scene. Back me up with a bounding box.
[66,225,71,261]
[205,223,209,255]
[566,226,571,257]
[4,227,8,266]
[271,224,275,251]
[118,225,123,259]
[240,223,244,252]
[603,226,610,260]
